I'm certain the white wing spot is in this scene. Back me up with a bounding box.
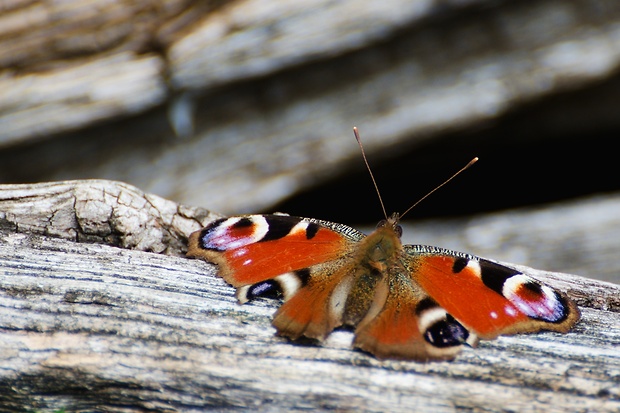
[275,272,303,301]
[417,307,449,333]
[290,221,309,235]
[504,305,518,317]
[232,248,248,258]
[466,260,482,279]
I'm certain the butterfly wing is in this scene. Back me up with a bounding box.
[404,245,580,339]
[187,214,365,340]
[349,243,579,360]
[187,214,363,286]
[351,274,478,361]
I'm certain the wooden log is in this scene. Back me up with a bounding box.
[0,180,618,411]
[0,225,618,412]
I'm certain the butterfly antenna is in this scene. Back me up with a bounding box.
[353,127,388,220]
[400,157,479,219]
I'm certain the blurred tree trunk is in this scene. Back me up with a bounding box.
[1,0,620,214]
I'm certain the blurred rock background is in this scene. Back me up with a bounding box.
[0,0,618,283]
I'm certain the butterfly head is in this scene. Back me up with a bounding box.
[376,212,403,238]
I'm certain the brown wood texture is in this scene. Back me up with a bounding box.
[0,180,618,412]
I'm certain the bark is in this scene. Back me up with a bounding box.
[0,180,618,412]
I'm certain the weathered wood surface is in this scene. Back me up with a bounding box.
[0,180,216,256]
[0,224,618,412]
[1,0,620,215]
[0,180,618,412]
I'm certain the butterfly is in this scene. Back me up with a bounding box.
[186,130,580,361]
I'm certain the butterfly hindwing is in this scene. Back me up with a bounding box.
[270,260,357,341]
[352,276,477,361]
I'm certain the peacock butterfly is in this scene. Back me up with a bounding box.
[187,128,580,361]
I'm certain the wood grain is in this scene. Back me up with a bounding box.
[0,179,217,255]
[0,230,618,412]
[2,181,619,282]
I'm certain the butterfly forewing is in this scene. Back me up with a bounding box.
[187,215,362,287]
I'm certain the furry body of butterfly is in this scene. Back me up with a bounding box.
[187,213,580,361]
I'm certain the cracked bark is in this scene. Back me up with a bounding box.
[0,180,618,412]
[0,180,218,256]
